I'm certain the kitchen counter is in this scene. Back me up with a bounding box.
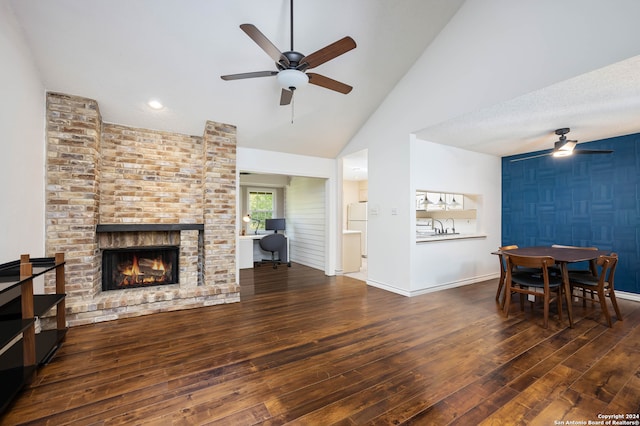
[416,233,487,243]
[343,230,362,273]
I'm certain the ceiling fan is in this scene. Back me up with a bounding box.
[220,0,356,106]
[510,128,614,162]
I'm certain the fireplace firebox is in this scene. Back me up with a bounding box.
[102,246,179,291]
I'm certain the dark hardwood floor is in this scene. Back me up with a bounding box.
[2,263,639,425]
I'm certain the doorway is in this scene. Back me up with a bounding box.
[239,172,328,273]
[342,149,368,281]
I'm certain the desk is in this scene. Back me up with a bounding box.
[500,246,609,328]
[239,234,289,269]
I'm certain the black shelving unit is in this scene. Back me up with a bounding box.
[0,253,66,414]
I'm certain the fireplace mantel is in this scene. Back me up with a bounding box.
[96,224,204,233]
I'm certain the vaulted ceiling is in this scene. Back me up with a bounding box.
[9,0,464,159]
[8,0,640,163]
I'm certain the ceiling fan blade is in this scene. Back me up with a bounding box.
[573,149,614,155]
[298,36,356,70]
[510,148,613,162]
[280,89,293,106]
[240,24,290,67]
[221,70,278,81]
[307,73,352,94]
[510,152,552,162]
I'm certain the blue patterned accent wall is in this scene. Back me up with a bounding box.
[502,133,640,294]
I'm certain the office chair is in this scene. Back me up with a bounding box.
[258,233,290,269]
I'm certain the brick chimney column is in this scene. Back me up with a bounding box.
[45,92,101,300]
[202,121,237,289]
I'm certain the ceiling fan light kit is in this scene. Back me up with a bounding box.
[552,150,572,158]
[511,127,614,162]
[277,69,308,90]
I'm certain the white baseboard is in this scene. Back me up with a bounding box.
[365,279,411,297]
[616,290,640,303]
[407,273,498,297]
[365,274,640,302]
[366,272,500,298]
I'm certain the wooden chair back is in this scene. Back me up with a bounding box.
[506,254,555,279]
[597,253,618,289]
[495,245,519,305]
[504,254,562,329]
[569,253,621,327]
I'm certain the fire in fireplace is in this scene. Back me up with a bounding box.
[102,246,179,291]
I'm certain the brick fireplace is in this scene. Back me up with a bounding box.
[45,92,239,326]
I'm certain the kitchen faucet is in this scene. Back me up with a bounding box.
[446,218,456,233]
[433,219,445,234]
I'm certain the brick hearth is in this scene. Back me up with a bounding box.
[45,92,239,326]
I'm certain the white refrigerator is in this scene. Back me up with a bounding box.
[347,202,367,257]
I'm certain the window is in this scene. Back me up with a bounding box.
[247,189,275,232]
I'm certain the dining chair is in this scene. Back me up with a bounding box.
[496,245,516,305]
[504,253,564,329]
[550,244,599,304]
[569,253,622,327]
[496,245,538,308]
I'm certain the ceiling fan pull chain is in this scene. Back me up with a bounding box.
[291,96,295,124]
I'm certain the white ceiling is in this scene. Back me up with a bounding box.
[9,0,464,159]
[8,0,640,173]
[416,54,640,157]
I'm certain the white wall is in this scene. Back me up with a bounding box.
[0,1,46,263]
[237,147,337,275]
[365,139,412,293]
[340,0,640,295]
[409,137,501,295]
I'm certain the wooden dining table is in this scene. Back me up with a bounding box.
[499,246,610,328]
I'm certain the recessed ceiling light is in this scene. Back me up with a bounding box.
[147,99,163,110]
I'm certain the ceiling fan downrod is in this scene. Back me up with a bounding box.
[290,0,294,51]
[555,127,569,143]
